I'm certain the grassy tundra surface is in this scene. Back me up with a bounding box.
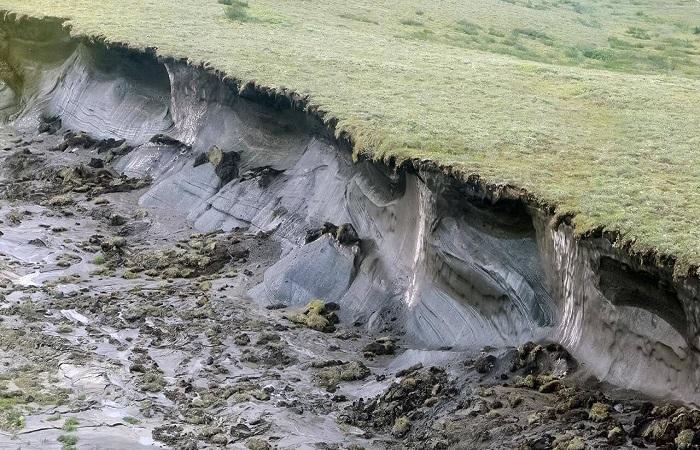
[1,0,700,273]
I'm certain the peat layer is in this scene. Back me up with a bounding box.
[1,15,699,406]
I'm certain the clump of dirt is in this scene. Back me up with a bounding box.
[510,341,576,377]
[630,402,700,447]
[0,149,49,200]
[311,360,370,391]
[49,131,96,152]
[149,134,191,151]
[38,114,61,135]
[341,364,452,439]
[53,164,150,198]
[49,131,129,155]
[5,148,45,178]
[125,231,250,278]
[363,337,396,356]
[305,222,360,246]
[287,299,340,332]
[239,166,283,188]
[193,145,240,187]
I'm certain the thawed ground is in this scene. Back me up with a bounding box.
[0,124,697,450]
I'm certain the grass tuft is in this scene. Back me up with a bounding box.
[63,416,79,431]
[57,434,77,450]
[338,13,377,25]
[626,26,651,40]
[399,18,423,27]
[220,0,253,22]
[455,20,481,35]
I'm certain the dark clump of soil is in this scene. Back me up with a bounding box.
[53,164,150,198]
[341,364,453,441]
[38,115,61,135]
[125,230,251,278]
[149,133,191,149]
[305,221,360,246]
[194,145,240,188]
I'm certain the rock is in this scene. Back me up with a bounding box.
[588,402,610,422]
[675,429,694,449]
[391,416,411,437]
[87,157,104,168]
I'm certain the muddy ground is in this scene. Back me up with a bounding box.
[0,125,697,450]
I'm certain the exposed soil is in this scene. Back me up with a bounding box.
[0,125,698,450]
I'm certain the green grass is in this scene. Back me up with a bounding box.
[62,416,79,431]
[57,434,78,450]
[1,0,699,274]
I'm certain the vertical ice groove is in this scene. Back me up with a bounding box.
[552,227,584,350]
[405,182,429,309]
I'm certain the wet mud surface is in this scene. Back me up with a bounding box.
[1,127,700,450]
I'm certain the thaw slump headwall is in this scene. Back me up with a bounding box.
[1,15,698,404]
